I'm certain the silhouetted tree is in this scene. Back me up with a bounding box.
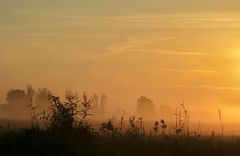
[137,96,156,119]
[35,88,51,107]
[5,85,35,116]
[92,93,99,109]
[80,92,92,121]
[48,91,79,130]
[90,93,107,119]
[26,85,35,99]
[6,89,26,105]
[100,93,107,112]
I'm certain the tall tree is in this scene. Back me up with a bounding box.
[6,89,26,105]
[35,88,51,106]
[137,96,156,119]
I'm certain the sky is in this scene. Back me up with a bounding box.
[1,0,240,123]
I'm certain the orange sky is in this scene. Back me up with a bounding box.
[1,1,240,123]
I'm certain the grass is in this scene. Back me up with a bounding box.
[1,128,240,156]
[1,91,240,156]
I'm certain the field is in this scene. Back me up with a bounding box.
[1,92,240,156]
[1,126,240,156]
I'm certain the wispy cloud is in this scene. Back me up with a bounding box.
[104,38,149,56]
[76,37,174,61]
[98,13,240,29]
[103,37,217,58]
[75,37,218,62]
[131,49,217,57]
[11,10,240,29]
[174,85,240,91]
[162,68,220,74]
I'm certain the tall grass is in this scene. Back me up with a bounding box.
[0,92,240,156]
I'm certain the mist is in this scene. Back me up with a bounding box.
[1,84,240,135]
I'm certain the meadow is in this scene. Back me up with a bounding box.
[1,91,240,156]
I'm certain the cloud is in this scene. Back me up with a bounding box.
[104,38,149,56]
[72,38,150,62]
[74,37,219,62]
[130,49,217,57]
[173,85,240,91]
[103,37,217,58]
[10,11,240,29]
[162,68,220,74]
[95,12,240,29]
[76,37,175,61]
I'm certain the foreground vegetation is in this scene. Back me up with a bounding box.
[1,128,240,156]
[1,91,240,156]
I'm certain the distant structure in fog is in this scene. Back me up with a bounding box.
[1,85,52,118]
[4,85,35,117]
[35,88,51,105]
[35,88,51,112]
[137,96,156,119]
[90,93,107,119]
[6,89,26,106]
